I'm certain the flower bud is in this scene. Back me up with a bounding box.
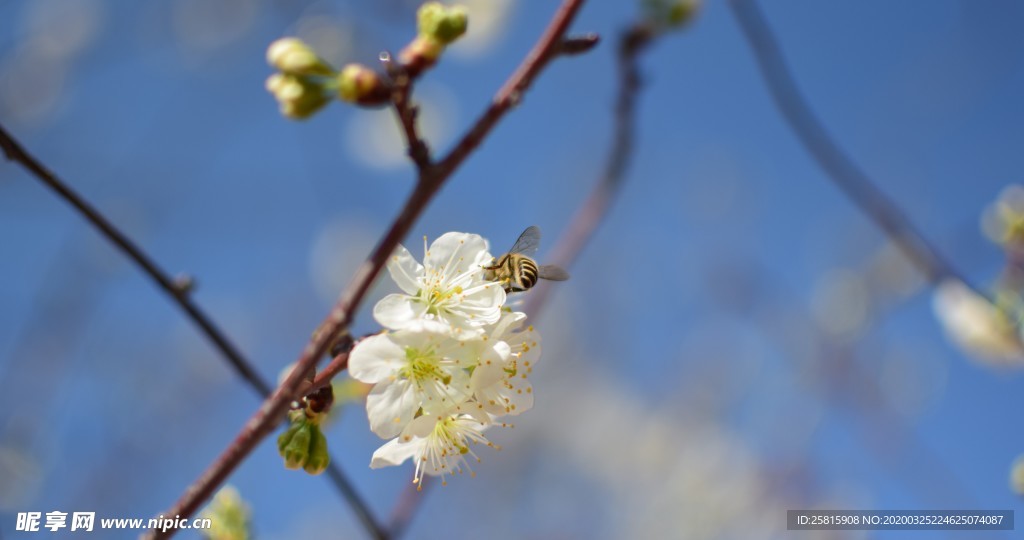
[398,36,445,76]
[265,73,331,120]
[398,3,468,76]
[266,37,334,76]
[643,0,700,30]
[279,420,312,470]
[417,2,468,46]
[278,409,332,474]
[201,486,251,540]
[666,0,700,27]
[337,64,390,106]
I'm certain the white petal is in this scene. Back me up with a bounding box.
[445,282,505,326]
[470,356,505,393]
[492,311,528,338]
[373,293,429,330]
[419,368,473,415]
[348,333,405,384]
[366,379,418,439]
[434,337,485,368]
[426,232,490,280]
[509,326,541,367]
[403,413,440,439]
[503,378,534,415]
[370,437,421,469]
[387,244,425,295]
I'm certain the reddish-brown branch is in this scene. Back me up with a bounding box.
[148,1,590,537]
[0,124,386,539]
[0,124,273,398]
[523,22,656,318]
[385,56,433,172]
[310,351,351,395]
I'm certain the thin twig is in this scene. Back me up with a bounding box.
[148,1,590,537]
[523,21,657,318]
[0,125,386,539]
[309,351,351,395]
[384,56,433,172]
[727,0,977,293]
[0,124,272,397]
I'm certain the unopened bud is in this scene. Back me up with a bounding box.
[278,407,332,474]
[666,0,700,27]
[337,64,389,106]
[303,425,330,475]
[417,2,468,46]
[398,36,445,76]
[266,37,334,76]
[266,73,331,119]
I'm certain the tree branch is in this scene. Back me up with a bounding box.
[523,21,657,318]
[384,56,433,173]
[727,0,978,294]
[0,124,385,539]
[0,124,272,397]
[148,1,590,537]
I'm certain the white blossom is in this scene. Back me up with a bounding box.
[370,406,497,488]
[471,310,541,416]
[373,232,506,338]
[933,279,1024,366]
[349,325,508,438]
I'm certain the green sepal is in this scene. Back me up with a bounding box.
[303,424,331,475]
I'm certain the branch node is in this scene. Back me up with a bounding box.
[558,33,601,56]
[172,273,195,296]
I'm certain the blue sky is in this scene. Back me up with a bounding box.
[2,1,1023,538]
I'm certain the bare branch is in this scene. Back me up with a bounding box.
[148,1,591,536]
[0,124,273,396]
[524,21,657,318]
[0,124,385,539]
[383,54,433,173]
[727,0,979,294]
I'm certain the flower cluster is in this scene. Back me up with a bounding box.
[349,232,541,487]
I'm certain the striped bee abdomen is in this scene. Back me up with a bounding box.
[517,257,539,290]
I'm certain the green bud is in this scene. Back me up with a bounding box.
[643,0,700,29]
[281,423,312,470]
[417,2,468,45]
[278,411,331,475]
[666,0,700,27]
[266,37,334,76]
[277,420,302,454]
[265,73,331,120]
[303,424,331,475]
[200,486,251,540]
[337,64,389,106]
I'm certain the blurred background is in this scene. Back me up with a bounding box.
[2,0,1024,538]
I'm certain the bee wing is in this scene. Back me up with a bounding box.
[538,265,570,281]
[508,225,542,256]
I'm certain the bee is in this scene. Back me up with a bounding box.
[484,226,570,293]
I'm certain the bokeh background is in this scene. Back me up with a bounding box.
[2,0,1024,538]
